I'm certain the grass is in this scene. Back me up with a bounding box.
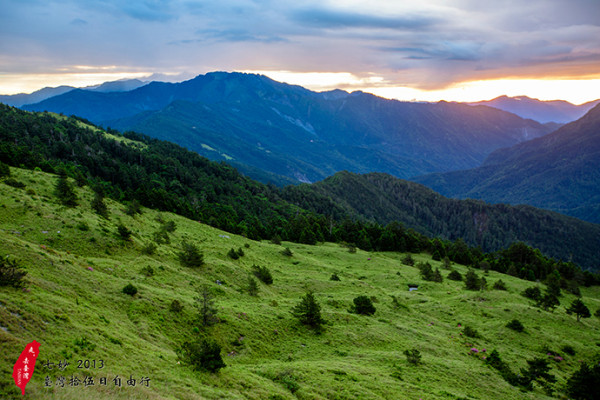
[1,166,599,399]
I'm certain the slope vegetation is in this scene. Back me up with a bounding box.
[1,167,599,400]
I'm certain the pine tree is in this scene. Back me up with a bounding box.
[464,269,480,290]
[247,275,259,296]
[566,298,591,322]
[196,285,218,327]
[292,291,325,331]
[54,169,78,207]
[91,191,109,218]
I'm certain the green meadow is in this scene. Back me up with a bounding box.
[1,167,599,399]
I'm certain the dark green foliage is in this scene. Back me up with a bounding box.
[595,308,600,318]
[140,265,154,277]
[252,265,273,285]
[91,191,109,218]
[522,286,542,301]
[3,178,25,188]
[227,248,240,260]
[178,241,204,268]
[566,361,600,400]
[122,283,138,296]
[0,160,10,177]
[237,247,245,257]
[545,270,562,297]
[462,325,480,338]
[352,295,376,315]
[270,234,282,245]
[479,276,487,291]
[117,223,132,240]
[170,299,184,313]
[418,262,433,280]
[141,242,157,255]
[330,273,341,281]
[180,338,225,373]
[195,285,218,327]
[506,319,525,332]
[125,199,142,216]
[54,169,78,207]
[402,254,415,266]
[447,269,463,281]
[247,276,259,296]
[404,349,422,365]
[0,255,27,288]
[268,369,300,394]
[180,298,201,319]
[537,292,560,311]
[561,345,575,356]
[281,247,293,257]
[486,350,519,386]
[492,279,507,290]
[566,298,591,321]
[519,357,556,389]
[291,291,325,331]
[464,269,480,290]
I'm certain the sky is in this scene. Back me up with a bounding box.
[1,0,599,104]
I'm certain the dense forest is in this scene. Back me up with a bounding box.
[1,104,598,288]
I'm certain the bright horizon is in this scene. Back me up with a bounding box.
[1,1,599,105]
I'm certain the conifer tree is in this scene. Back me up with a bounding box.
[566,298,591,321]
[54,168,78,207]
[292,291,325,331]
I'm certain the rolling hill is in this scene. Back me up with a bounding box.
[415,104,600,224]
[21,72,554,184]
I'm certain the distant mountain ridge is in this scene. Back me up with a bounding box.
[469,95,600,123]
[21,72,553,184]
[414,103,600,223]
[0,79,147,108]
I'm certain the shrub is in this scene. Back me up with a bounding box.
[178,242,204,268]
[3,178,25,188]
[561,345,575,356]
[330,273,341,281]
[252,265,273,285]
[463,325,480,338]
[0,161,10,177]
[522,286,542,301]
[0,255,27,288]
[506,319,525,332]
[402,254,415,266]
[91,192,108,218]
[141,242,157,255]
[170,299,184,313]
[140,265,154,277]
[247,276,259,296]
[537,292,560,311]
[117,223,132,240]
[566,361,600,400]
[464,269,480,290]
[227,248,239,260]
[76,221,90,231]
[237,247,245,257]
[418,262,433,280]
[493,279,507,290]
[281,247,293,257]
[122,283,138,296]
[404,348,421,365]
[125,199,142,216]
[180,338,225,372]
[270,234,282,245]
[292,291,325,331]
[447,269,462,281]
[352,295,376,315]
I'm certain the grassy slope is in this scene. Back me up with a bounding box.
[1,167,599,400]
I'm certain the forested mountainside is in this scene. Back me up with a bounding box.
[282,171,600,270]
[1,104,599,276]
[22,72,553,183]
[415,104,600,224]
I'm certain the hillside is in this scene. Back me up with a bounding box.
[469,96,600,124]
[1,105,599,272]
[282,171,600,270]
[21,72,553,183]
[415,104,600,224]
[1,166,600,400]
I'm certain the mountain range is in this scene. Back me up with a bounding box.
[21,72,553,184]
[469,95,600,124]
[415,103,600,224]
